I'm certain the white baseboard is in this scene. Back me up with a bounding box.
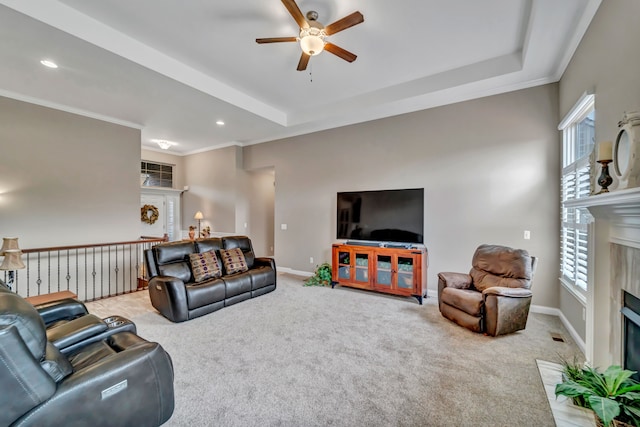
[531,304,586,354]
[530,304,559,316]
[278,267,313,277]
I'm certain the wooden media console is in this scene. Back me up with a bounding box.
[331,242,428,304]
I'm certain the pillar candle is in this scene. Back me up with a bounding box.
[598,140,613,161]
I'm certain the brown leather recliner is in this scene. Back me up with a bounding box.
[437,244,537,336]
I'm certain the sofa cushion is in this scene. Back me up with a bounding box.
[195,238,223,254]
[185,279,226,309]
[189,251,222,282]
[154,241,196,283]
[0,292,48,360]
[222,236,255,269]
[470,244,533,291]
[158,262,192,284]
[249,267,275,290]
[155,241,196,264]
[223,272,252,298]
[440,287,484,316]
[220,248,249,275]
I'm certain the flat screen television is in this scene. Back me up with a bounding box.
[336,188,424,244]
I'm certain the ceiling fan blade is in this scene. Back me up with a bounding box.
[256,37,298,44]
[297,52,310,71]
[281,0,309,29]
[324,11,364,35]
[324,43,357,63]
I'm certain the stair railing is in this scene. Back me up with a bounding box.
[3,235,168,302]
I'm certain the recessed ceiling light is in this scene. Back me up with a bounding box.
[40,59,58,68]
[216,120,225,126]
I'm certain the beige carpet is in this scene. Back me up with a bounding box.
[87,273,582,427]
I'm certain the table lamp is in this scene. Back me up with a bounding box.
[194,211,204,237]
[0,237,26,290]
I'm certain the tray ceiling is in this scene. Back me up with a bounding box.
[0,0,601,154]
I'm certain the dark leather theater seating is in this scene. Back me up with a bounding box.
[145,235,276,322]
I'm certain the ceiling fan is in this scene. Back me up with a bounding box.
[256,0,364,71]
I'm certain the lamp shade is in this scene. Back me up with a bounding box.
[0,249,25,270]
[0,237,20,255]
[194,211,204,220]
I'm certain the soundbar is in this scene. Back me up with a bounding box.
[345,240,414,249]
[345,240,380,247]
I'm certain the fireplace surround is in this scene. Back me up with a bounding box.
[566,187,640,367]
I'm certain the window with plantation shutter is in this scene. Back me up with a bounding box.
[559,94,594,294]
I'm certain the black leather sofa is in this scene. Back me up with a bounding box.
[0,282,175,426]
[144,235,276,322]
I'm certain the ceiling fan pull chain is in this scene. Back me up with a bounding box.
[309,63,313,83]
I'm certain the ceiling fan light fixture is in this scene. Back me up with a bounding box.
[256,2,363,71]
[151,139,176,150]
[299,27,325,56]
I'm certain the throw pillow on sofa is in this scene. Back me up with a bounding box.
[189,250,222,282]
[219,248,249,275]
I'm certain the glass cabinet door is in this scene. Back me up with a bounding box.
[397,256,415,290]
[376,254,392,288]
[354,252,369,283]
[337,250,351,280]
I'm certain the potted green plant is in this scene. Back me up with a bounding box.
[555,360,640,427]
[304,263,332,287]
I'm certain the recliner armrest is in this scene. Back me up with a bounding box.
[437,272,472,289]
[46,314,108,350]
[483,286,533,336]
[482,286,532,298]
[35,298,89,326]
[254,257,276,271]
[148,276,189,322]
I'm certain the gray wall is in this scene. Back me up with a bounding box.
[559,0,640,144]
[247,169,275,257]
[181,145,240,234]
[557,0,640,353]
[244,84,561,307]
[559,286,586,341]
[0,96,141,248]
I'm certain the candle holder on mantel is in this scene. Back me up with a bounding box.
[597,160,613,194]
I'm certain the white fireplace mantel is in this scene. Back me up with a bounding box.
[566,187,640,248]
[564,187,640,366]
[566,187,640,216]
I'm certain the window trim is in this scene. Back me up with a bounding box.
[558,92,595,131]
[559,92,595,297]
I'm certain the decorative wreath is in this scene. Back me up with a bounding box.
[141,204,159,225]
